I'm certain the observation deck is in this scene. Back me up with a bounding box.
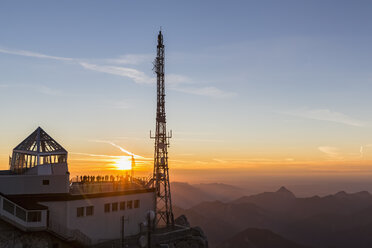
[69,175,152,195]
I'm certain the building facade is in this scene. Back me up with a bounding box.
[0,127,156,246]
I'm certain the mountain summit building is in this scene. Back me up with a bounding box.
[0,127,207,247]
[0,32,207,248]
[0,127,156,246]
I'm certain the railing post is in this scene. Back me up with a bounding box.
[47,210,49,228]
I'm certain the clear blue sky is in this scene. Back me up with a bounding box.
[1,0,372,181]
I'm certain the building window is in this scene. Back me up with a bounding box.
[127,200,133,209]
[42,180,50,185]
[16,206,27,221]
[77,207,84,217]
[134,200,140,208]
[104,203,110,213]
[27,211,41,222]
[112,202,118,212]
[120,201,125,210]
[3,199,15,214]
[86,206,94,216]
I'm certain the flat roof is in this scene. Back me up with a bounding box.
[0,170,16,175]
[7,187,155,203]
[3,188,155,210]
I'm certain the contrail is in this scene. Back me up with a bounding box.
[90,140,145,159]
[360,146,364,158]
[70,152,121,158]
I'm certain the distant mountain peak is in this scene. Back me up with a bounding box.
[277,186,291,193]
[334,190,372,199]
[335,191,348,197]
[355,191,371,197]
[274,186,296,199]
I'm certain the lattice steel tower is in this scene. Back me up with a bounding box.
[151,30,174,227]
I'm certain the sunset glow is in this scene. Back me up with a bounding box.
[3,2,372,247]
[0,1,372,188]
[114,156,132,171]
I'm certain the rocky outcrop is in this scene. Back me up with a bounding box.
[175,215,191,227]
[0,219,73,248]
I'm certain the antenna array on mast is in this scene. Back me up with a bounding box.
[150,30,174,227]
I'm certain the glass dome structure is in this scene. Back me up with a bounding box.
[10,127,67,173]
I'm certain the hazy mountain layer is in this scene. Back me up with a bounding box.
[171,182,247,208]
[174,186,372,248]
[217,228,310,248]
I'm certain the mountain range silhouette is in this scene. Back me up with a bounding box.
[173,183,372,248]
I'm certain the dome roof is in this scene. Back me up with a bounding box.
[10,127,67,173]
[13,127,67,156]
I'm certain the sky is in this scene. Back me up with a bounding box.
[1,0,372,185]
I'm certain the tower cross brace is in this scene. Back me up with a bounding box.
[151,30,174,227]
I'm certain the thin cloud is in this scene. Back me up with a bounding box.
[0,47,74,62]
[70,152,150,168]
[0,47,153,84]
[0,83,64,96]
[177,153,194,156]
[106,54,153,65]
[79,62,155,84]
[213,158,227,163]
[0,47,236,98]
[195,161,209,165]
[318,146,342,159]
[176,138,224,143]
[166,74,192,86]
[70,152,121,158]
[284,109,365,127]
[90,139,145,159]
[360,144,372,159]
[360,146,364,158]
[79,63,234,98]
[173,86,236,98]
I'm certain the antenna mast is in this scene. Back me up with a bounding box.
[151,30,174,227]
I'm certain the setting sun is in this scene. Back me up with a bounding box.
[114,156,132,170]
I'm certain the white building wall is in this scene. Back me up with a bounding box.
[0,174,69,195]
[42,191,155,244]
[43,200,68,228]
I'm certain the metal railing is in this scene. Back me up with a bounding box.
[0,195,91,245]
[0,195,47,231]
[69,178,151,195]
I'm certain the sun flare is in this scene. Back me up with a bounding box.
[114,156,132,170]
